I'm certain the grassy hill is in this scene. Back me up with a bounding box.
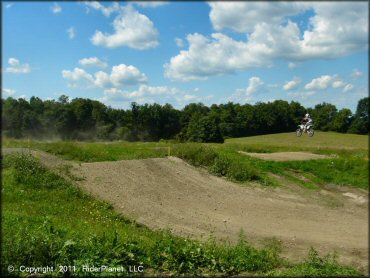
[225,131,368,150]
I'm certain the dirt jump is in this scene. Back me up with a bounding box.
[3,148,368,273]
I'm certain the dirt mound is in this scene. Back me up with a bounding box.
[3,148,368,273]
[238,151,329,161]
[75,156,367,272]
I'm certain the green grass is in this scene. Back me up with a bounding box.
[3,132,369,189]
[3,139,170,162]
[2,154,362,276]
[225,131,368,151]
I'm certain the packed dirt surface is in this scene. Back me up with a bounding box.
[3,148,368,273]
[238,151,329,161]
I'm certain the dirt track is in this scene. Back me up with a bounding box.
[3,148,369,273]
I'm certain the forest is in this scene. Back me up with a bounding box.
[2,96,368,143]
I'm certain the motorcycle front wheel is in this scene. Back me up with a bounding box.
[296,128,303,137]
[307,129,314,137]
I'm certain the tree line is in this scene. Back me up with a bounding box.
[2,96,368,142]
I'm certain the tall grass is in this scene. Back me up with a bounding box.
[172,143,272,185]
[2,154,361,276]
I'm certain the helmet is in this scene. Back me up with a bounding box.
[305,113,310,118]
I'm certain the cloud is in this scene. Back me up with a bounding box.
[209,2,307,33]
[165,2,368,81]
[99,84,211,108]
[79,57,108,68]
[332,80,345,89]
[62,64,147,89]
[175,37,184,48]
[133,1,168,8]
[287,91,316,99]
[67,27,76,39]
[246,77,264,95]
[51,2,62,14]
[99,85,179,106]
[110,64,148,86]
[91,5,159,49]
[6,3,13,9]
[5,58,31,74]
[288,62,299,69]
[343,84,354,92]
[164,32,275,81]
[228,77,263,103]
[83,1,120,17]
[351,69,363,79]
[62,68,95,88]
[283,77,301,91]
[2,88,16,98]
[304,75,351,91]
[304,75,334,90]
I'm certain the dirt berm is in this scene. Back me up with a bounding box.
[3,148,368,273]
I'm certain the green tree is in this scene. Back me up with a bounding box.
[186,113,224,143]
[332,109,352,133]
[348,97,369,134]
[312,103,337,131]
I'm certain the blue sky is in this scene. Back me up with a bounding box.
[2,1,368,112]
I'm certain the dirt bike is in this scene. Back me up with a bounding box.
[296,123,314,137]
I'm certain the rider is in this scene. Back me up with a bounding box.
[301,113,313,130]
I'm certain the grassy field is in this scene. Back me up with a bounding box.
[3,131,369,189]
[2,154,362,276]
[225,131,368,151]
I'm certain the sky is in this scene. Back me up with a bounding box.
[2,1,368,112]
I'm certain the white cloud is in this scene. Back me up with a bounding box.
[209,2,307,33]
[110,64,148,86]
[51,2,62,14]
[304,75,334,90]
[332,80,345,89]
[166,2,368,81]
[228,77,264,103]
[6,3,13,9]
[164,31,276,81]
[91,5,159,49]
[304,75,351,91]
[2,88,16,98]
[246,77,264,95]
[351,69,363,79]
[62,68,95,88]
[5,58,31,74]
[182,94,197,101]
[67,27,76,39]
[288,62,298,69]
[300,2,368,59]
[133,2,168,8]
[283,77,301,91]
[62,64,147,89]
[100,85,179,106]
[99,84,211,108]
[343,84,354,92]
[287,91,316,99]
[79,57,108,68]
[175,37,184,48]
[83,1,120,17]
